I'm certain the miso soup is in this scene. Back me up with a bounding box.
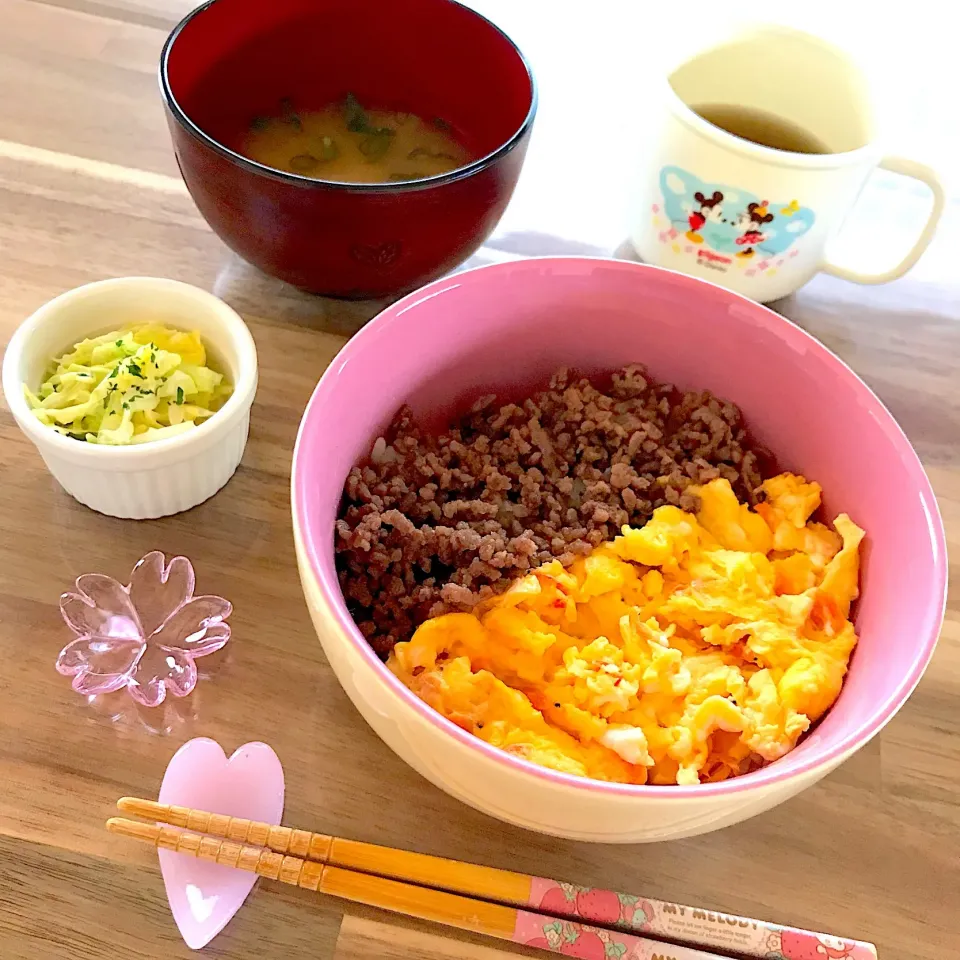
[240,94,473,183]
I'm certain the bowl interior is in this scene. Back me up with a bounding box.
[294,258,945,793]
[165,0,534,172]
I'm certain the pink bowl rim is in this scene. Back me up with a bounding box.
[293,256,947,799]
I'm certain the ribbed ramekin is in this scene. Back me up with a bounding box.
[2,277,258,519]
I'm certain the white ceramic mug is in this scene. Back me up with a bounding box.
[630,25,945,302]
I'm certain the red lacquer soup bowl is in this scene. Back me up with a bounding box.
[160,0,536,298]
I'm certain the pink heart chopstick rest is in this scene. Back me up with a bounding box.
[157,738,284,949]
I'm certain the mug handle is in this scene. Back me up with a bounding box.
[821,156,945,284]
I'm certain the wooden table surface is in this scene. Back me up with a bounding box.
[1,2,957,958]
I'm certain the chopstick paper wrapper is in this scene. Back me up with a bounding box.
[524,878,878,960]
[325,831,879,959]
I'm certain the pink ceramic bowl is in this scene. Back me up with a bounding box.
[292,257,946,842]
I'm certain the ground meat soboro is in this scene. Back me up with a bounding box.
[335,365,773,657]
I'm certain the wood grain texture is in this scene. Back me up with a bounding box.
[335,916,537,960]
[0,1,957,959]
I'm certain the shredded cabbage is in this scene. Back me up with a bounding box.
[24,323,233,445]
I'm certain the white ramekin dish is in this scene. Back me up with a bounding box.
[2,277,258,519]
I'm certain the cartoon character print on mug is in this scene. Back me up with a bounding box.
[655,166,815,279]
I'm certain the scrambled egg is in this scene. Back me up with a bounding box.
[388,474,864,786]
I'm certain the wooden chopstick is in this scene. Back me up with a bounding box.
[116,797,878,960]
[117,797,524,908]
[107,817,723,960]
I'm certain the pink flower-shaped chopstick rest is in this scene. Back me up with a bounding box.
[56,551,231,707]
